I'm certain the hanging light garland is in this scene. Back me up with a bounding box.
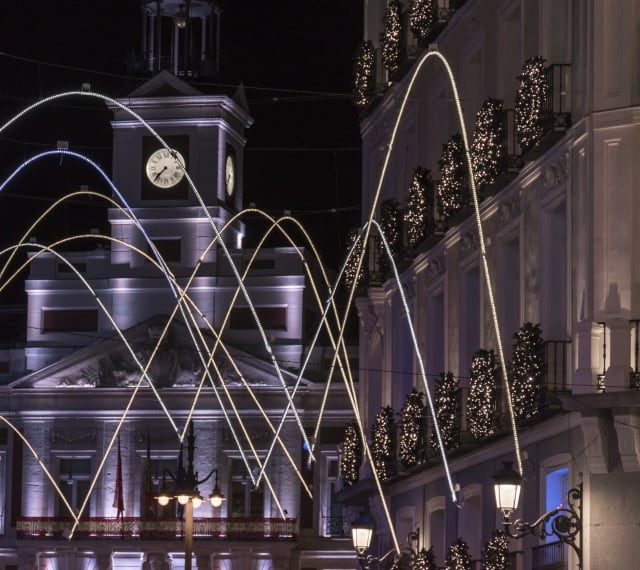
[431,371,460,452]
[371,405,395,481]
[471,98,506,188]
[510,322,546,423]
[514,56,549,152]
[352,40,376,108]
[445,538,472,570]
[481,530,511,570]
[399,387,426,468]
[404,166,434,248]
[467,349,498,441]
[340,422,362,487]
[409,0,436,47]
[382,0,404,77]
[437,133,468,221]
[378,199,402,275]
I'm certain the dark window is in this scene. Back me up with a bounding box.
[0,361,9,373]
[249,259,275,270]
[149,239,181,263]
[42,309,98,332]
[230,307,287,330]
[57,262,87,274]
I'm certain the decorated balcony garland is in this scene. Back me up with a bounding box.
[382,0,403,77]
[371,405,395,481]
[431,371,460,452]
[510,322,545,422]
[414,546,438,570]
[340,422,362,487]
[404,167,434,248]
[378,199,402,275]
[467,349,498,441]
[481,530,510,570]
[399,387,426,468]
[445,538,472,570]
[437,133,468,221]
[471,98,506,188]
[352,40,376,108]
[514,56,549,152]
[343,227,366,293]
[409,0,436,46]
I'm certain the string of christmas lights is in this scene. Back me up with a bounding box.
[352,40,376,108]
[409,0,436,47]
[515,56,549,152]
[371,405,395,481]
[437,133,469,221]
[399,387,426,468]
[382,0,403,77]
[445,538,472,570]
[340,422,362,487]
[510,322,545,423]
[404,166,434,249]
[467,349,498,441]
[471,98,506,188]
[481,530,511,570]
[431,371,460,452]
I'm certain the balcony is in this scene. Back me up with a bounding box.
[16,517,297,541]
[532,540,566,570]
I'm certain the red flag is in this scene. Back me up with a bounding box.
[113,435,125,519]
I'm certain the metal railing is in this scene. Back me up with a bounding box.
[542,64,572,135]
[532,540,566,570]
[16,517,297,541]
[323,515,349,537]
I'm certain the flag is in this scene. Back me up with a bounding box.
[175,443,185,518]
[144,431,155,518]
[113,434,125,521]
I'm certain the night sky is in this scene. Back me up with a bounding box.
[0,0,363,300]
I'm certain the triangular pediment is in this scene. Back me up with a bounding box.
[128,70,203,98]
[11,316,310,390]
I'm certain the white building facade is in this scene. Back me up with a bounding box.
[344,1,640,569]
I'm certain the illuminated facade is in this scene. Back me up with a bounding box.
[346,1,640,569]
[0,73,356,569]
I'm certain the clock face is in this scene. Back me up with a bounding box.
[225,154,235,197]
[145,148,186,189]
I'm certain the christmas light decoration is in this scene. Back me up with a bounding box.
[481,530,511,570]
[399,388,426,468]
[437,133,469,221]
[445,538,472,570]
[343,227,366,293]
[378,199,402,275]
[352,40,376,108]
[340,422,362,487]
[510,322,545,423]
[371,406,395,481]
[471,98,506,188]
[382,0,403,77]
[404,166,434,248]
[409,0,436,47]
[514,56,549,152]
[467,349,498,441]
[414,546,438,570]
[431,371,460,452]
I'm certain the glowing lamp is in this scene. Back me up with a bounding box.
[157,494,170,507]
[209,485,225,508]
[177,494,190,506]
[351,512,375,556]
[493,461,522,517]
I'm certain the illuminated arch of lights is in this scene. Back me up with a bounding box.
[0,48,523,553]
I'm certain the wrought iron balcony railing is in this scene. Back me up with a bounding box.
[16,517,297,541]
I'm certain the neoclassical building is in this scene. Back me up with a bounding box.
[342,1,640,569]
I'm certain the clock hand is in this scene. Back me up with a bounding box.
[154,166,168,181]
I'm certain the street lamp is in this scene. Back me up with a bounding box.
[492,461,583,569]
[155,421,225,570]
[350,512,419,569]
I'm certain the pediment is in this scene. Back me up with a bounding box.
[11,316,310,390]
[128,71,203,98]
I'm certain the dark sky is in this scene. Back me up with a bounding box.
[0,0,363,291]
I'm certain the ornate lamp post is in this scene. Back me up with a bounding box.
[492,461,583,569]
[350,512,419,569]
[156,421,225,570]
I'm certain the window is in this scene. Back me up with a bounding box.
[230,459,263,518]
[42,309,98,333]
[230,307,287,331]
[149,238,181,263]
[146,457,180,518]
[545,467,569,540]
[321,457,345,537]
[57,458,91,516]
[427,496,446,563]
